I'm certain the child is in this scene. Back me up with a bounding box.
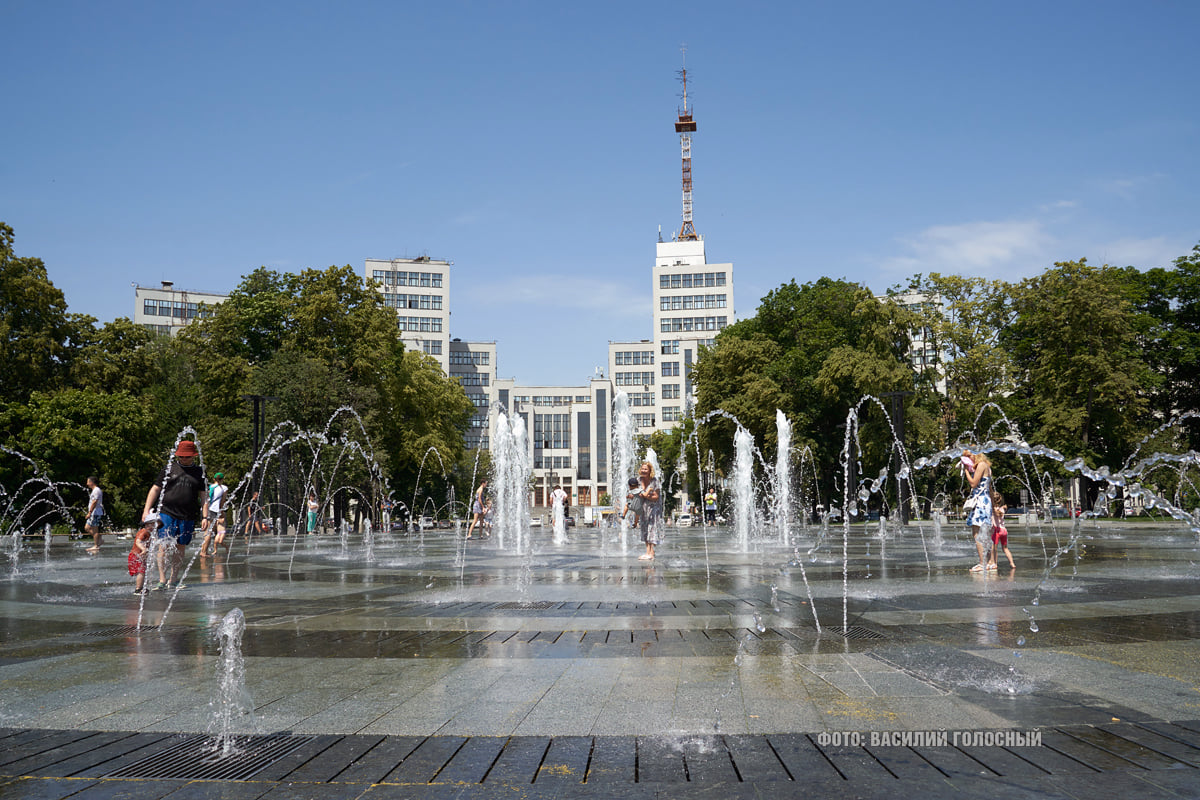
[623,477,643,527]
[989,490,1014,570]
[128,515,155,594]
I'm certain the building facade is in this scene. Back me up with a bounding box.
[450,339,497,451]
[133,282,227,335]
[496,376,614,514]
[365,256,452,373]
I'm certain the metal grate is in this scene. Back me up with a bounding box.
[81,625,188,637]
[826,625,887,640]
[491,601,559,610]
[107,733,315,780]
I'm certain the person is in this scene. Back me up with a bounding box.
[242,491,266,537]
[550,484,569,539]
[306,490,320,535]
[623,477,643,528]
[467,480,488,539]
[704,488,718,525]
[989,490,1015,570]
[200,472,228,556]
[127,515,154,594]
[141,439,208,590]
[84,476,104,554]
[962,450,994,573]
[636,462,662,561]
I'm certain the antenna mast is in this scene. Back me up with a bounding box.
[674,46,699,241]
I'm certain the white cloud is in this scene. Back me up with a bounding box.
[884,220,1051,277]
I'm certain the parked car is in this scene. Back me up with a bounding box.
[676,514,694,527]
[419,515,434,529]
[529,517,544,527]
[564,516,576,528]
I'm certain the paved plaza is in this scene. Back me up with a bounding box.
[4,520,1200,797]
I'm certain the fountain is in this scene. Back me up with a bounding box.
[208,607,257,755]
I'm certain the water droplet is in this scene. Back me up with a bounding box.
[1031,597,1039,606]
[1013,651,1022,658]
[1029,621,1039,633]
[753,613,766,633]
[1017,636,1025,646]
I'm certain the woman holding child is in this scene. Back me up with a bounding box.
[636,462,662,561]
[962,450,994,573]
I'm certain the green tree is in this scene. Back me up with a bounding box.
[1002,260,1153,474]
[695,278,917,497]
[0,389,159,526]
[0,223,88,402]
[71,317,158,395]
[1128,243,1200,450]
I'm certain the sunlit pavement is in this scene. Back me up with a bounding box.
[4,521,1200,797]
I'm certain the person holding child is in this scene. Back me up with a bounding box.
[962,449,994,573]
[636,462,662,561]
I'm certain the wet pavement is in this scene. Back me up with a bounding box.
[4,520,1200,797]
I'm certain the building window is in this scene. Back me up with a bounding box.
[662,384,680,399]
[615,371,655,387]
[629,392,655,406]
[632,413,656,428]
[453,373,490,387]
[661,362,680,377]
[662,407,682,422]
[422,340,442,355]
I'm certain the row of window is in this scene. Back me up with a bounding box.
[632,414,656,428]
[421,340,442,355]
[372,270,444,288]
[615,371,655,387]
[398,317,444,332]
[660,316,728,333]
[466,392,489,407]
[613,350,654,366]
[514,395,587,406]
[659,271,726,289]
[142,301,212,319]
[659,294,727,311]
[449,351,490,365]
[628,392,654,407]
[382,293,443,310]
[142,324,173,335]
[465,434,489,450]
[468,415,488,428]
[661,338,714,354]
[535,456,572,469]
[453,373,490,386]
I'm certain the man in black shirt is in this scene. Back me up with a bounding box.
[141,439,208,589]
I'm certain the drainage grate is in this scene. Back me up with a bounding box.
[491,601,559,610]
[107,733,315,780]
[826,625,887,640]
[81,625,189,637]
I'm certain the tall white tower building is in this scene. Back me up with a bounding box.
[610,57,735,434]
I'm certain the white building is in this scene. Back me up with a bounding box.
[882,290,948,395]
[496,376,615,513]
[365,256,452,373]
[133,281,227,335]
[608,238,734,434]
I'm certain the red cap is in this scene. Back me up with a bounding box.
[176,440,199,458]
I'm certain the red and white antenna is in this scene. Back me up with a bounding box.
[674,45,699,241]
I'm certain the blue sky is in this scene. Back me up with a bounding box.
[5,1,1198,385]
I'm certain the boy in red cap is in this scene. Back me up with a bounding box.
[141,439,208,590]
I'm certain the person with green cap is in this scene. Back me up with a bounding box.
[200,471,228,556]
